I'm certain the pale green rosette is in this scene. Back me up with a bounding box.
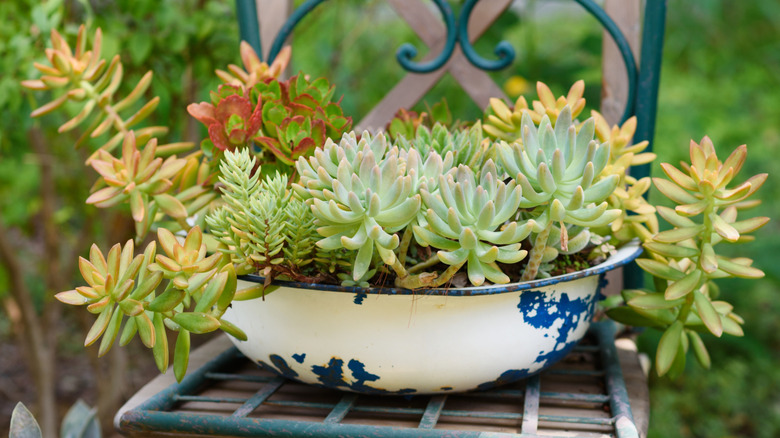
[294,131,421,282]
[414,160,533,286]
[497,105,620,280]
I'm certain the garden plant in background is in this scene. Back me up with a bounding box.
[10,401,100,438]
[0,1,241,436]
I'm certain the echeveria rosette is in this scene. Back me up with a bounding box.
[497,106,620,280]
[414,161,532,286]
[396,123,491,255]
[608,137,768,377]
[386,107,427,141]
[484,81,586,142]
[55,227,242,382]
[396,122,487,171]
[257,115,326,168]
[295,132,422,284]
[385,99,456,142]
[394,127,455,243]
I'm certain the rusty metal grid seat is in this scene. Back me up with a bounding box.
[117,322,647,437]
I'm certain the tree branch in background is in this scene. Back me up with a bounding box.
[0,221,57,438]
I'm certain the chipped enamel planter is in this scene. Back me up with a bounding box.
[222,242,641,395]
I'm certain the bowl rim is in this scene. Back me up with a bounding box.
[237,241,642,296]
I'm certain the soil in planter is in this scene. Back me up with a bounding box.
[277,242,610,289]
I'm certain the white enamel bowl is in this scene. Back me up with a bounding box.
[221,242,641,394]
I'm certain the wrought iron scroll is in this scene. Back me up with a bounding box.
[268,0,330,63]
[457,0,515,71]
[395,0,458,73]
[240,0,642,121]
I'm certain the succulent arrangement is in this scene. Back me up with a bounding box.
[23,26,768,381]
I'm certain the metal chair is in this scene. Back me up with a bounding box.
[116,2,667,436]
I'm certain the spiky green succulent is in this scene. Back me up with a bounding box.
[294,131,421,284]
[607,137,767,377]
[206,149,318,282]
[413,161,532,286]
[496,106,620,280]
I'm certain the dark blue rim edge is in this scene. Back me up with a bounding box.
[237,242,642,297]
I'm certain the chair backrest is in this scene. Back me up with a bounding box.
[235,0,668,289]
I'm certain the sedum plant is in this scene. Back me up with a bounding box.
[591,112,659,243]
[20,25,191,160]
[484,80,586,141]
[206,148,320,288]
[216,41,292,90]
[23,26,346,381]
[21,25,198,239]
[54,227,244,381]
[23,22,770,382]
[607,137,767,377]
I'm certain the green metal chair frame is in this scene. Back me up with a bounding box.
[234,0,668,288]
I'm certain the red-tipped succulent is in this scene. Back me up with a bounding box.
[252,74,352,168]
[187,85,263,153]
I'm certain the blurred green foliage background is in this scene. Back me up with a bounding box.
[1,0,778,436]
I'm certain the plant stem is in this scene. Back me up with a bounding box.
[407,254,441,274]
[522,222,552,281]
[398,226,413,266]
[395,261,465,289]
[677,294,695,324]
[677,201,716,324]
[429,263,466,287]
[80,80,129,137]
[387,256,410,280]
